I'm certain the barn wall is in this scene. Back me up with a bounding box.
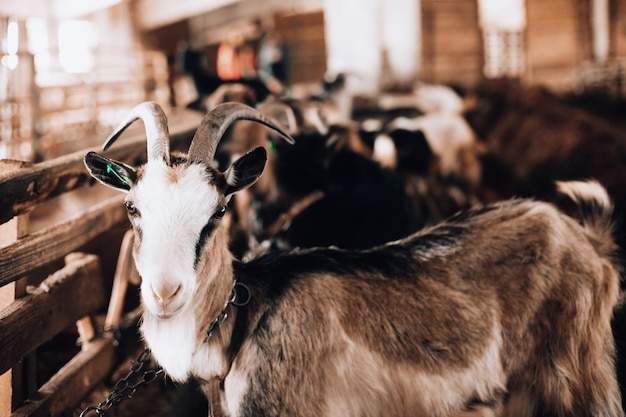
[611,0,626,56]
[275,10,327,85]
[175,4,326,86]
[134,0,626,94]
[525,0,584,89]
[140,20,190,57]
[420,0,483,88]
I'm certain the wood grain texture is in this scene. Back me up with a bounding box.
[0,253,106,375]
[0,196,126,287]
[10,337,117,417]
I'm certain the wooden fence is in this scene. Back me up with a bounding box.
[0,109,203,417]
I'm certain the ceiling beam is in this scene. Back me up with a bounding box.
[132,0,240,31]
[0,0,51,19]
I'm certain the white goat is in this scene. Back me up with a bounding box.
[383,113,483,190]
[412,82,465,114]
[84,102,623,417]
[377,83,464,115]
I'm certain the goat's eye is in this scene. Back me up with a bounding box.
[213,206,226,219]
[125,201,138,216]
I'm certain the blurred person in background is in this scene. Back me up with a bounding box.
[257,27,289,94]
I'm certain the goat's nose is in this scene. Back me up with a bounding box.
[151,283,181,307]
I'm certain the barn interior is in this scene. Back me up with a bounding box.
[2,0,626,416]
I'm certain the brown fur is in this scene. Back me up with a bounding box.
[191,191,624,417]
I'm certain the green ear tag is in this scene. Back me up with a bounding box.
[107,163,129,185]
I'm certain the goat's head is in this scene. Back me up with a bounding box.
[84,102,293,319]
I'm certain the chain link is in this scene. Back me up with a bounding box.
[79,347,163,417]
[204,281,237,341]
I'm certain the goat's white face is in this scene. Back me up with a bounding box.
[84,102,291,320]
[127,161,222,318]
[85,145,268,318]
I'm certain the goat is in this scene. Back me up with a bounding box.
[84,101,624,417]
[463,78,626,215]
[216,96,420,255]
[374,83,463,116]
[411,82,466,114]
[371,127,469,225]
[463,78,626,408]
[263,129,422,252]
[383,113,483,192]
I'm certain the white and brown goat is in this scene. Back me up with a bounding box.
[84,102,624,417]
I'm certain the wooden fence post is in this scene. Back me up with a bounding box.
[0,214,29,417]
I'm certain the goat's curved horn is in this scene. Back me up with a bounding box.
[257,101,299,135]
[103,102,171,165]
[187,102,295,166]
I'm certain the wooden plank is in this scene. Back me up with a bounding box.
[420,0,481,87]
[527,0,577,19]
[0,196,126,287]
[0,369,10,417]
[527,45,577,71]
[527,67,577,88]
[421,0,478,14]
[281,30,325,44]
[430,13,479,30]
[0,253,106,375]
[612,0,626,56]
[10,337,117,417]
[104,230,135,330]
[274,9,326,85]
[1,214,30,417]
[433,34,480,54]
[276,10,325,26]
[0,109,202,226]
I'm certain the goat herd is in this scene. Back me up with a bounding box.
[84,77,626,416]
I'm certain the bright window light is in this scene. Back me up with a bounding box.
[478,0,526,31]
[6,20,18,55]
[591,0,609,61]
[54,0,122,19]
[27,18,51,71]
[1,20,19,70]
[58,19,99,73]
[478,0,526,78]
[381,0,419,82]
[26,18,49,55]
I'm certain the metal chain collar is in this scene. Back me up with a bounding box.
[79,347,163,417]
[205,280,251,342]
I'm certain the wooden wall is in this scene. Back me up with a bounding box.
[417,0,618,91]
[164,6,327,87]
[274,10,327,85]
[140,20,190,57]
[525,0,583,89]
[611,0,626,57]
[135,0,626,94]
[420,0,483,88]
[524,0,626,93]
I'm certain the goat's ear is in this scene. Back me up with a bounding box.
[84,151,137,192]
[223,147,267,196]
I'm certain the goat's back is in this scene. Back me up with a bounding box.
[233,185,623,416]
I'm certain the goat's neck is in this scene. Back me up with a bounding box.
[193,225,238,351]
